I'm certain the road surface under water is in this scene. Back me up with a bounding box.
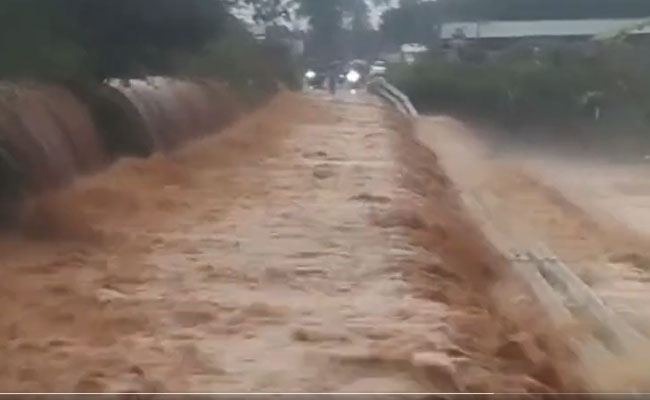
[0,93,580,393]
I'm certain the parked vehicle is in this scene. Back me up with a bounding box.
[369,60,387,77]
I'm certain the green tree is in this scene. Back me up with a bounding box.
[381,0,438,45]
[228,0,390,61]
[297,0,387,61]
[225,0,293,24]
[0,0,230,82]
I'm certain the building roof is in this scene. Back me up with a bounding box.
[440,18,650,40]
[401,43,427,53]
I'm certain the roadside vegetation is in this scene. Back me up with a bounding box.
[390,44,650,125]
[384,0,650,157]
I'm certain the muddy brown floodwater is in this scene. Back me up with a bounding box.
[417,116,650,392]
[0,92,580,393]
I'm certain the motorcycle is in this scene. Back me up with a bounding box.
[303,69,326,90]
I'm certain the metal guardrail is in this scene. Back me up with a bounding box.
[367,77,418,117]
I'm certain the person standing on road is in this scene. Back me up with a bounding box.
[327,62,338,96]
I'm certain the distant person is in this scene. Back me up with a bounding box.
[327,62,338,95]
[580,91,605,121]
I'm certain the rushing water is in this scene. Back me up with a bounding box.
[0,78,241,212]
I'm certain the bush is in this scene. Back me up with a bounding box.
[179,20,300,107]
[390,61,511,120]
[389,45,650,129]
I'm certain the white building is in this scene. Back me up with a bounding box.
[440,18,650,42]
[401,43,428,64]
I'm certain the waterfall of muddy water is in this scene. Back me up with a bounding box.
[0,90,53,192]
[197,79,243,126]
[38,86,107,173]
[92,86,157,158]
[15,88,78,188]
[0,84,106,195]
[109,82,164,154]
[120,81,172,151]
[0,78,243,226]
[108,78,241,154]
[175,82,217,135]
[149,85,181,150]
[169,84,201,137]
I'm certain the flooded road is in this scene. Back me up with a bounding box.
[0,93,579,393]
[417,116,650,392]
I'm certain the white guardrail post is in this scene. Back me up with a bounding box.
[367,77,418,117]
